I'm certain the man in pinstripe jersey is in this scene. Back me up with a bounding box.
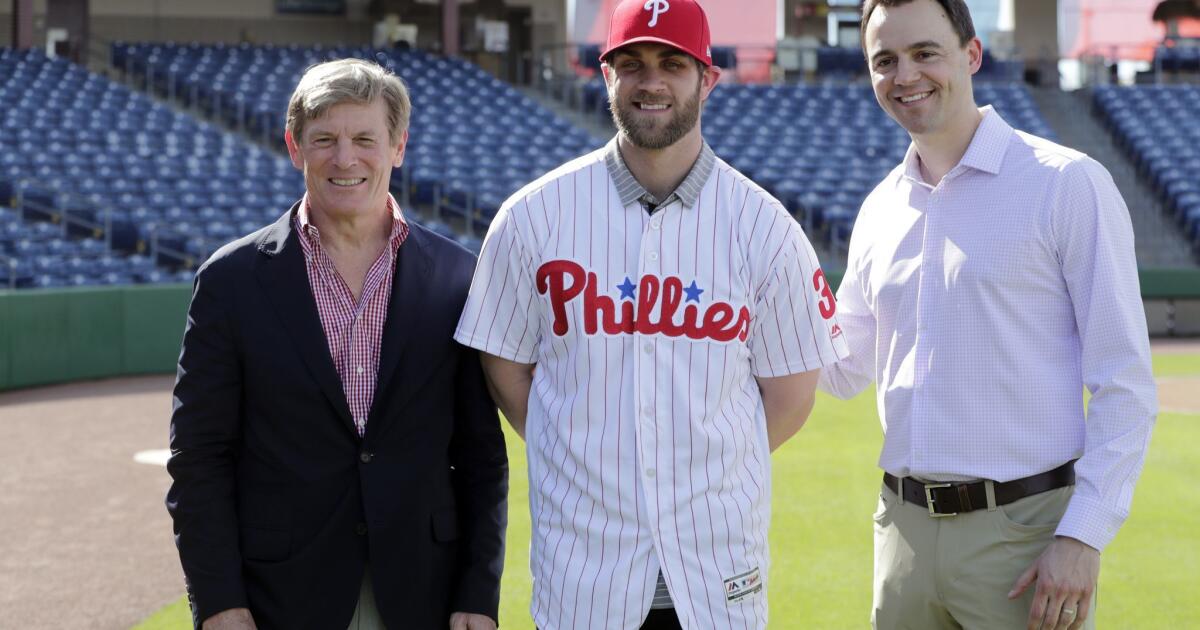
[455,1,848,628]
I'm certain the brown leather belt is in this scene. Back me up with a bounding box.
[883,460,1076,517]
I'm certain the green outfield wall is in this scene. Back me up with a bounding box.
[0,269,1197,392]
[0,284,190,391]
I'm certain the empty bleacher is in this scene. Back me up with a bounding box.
[0,204,167,289]
[704,82,1055,247]
[112,43,602,239]
[1094,85,1200,253]
[1,48,276,288]
[0,40,1083,288]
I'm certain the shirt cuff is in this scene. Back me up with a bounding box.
[1055,492,1127,552]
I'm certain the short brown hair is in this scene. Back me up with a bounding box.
[286,58,411,145]
[860,0,976,55]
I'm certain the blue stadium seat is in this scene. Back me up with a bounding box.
[1094,85,1200,259]
[111,42,602,236]
[0,49,307,286]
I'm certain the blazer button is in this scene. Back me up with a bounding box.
[360,451,373,464]
[356,522,368,536]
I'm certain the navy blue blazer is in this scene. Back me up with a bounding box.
[166,204,507,629]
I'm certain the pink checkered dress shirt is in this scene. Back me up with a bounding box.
[295,194,410,437]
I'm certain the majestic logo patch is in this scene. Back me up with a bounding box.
[536,259,750,343]
[644,0,670,27]
[724,567,763,604]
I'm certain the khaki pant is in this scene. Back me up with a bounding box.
[347,568,387,630]
[872,482,1096,629]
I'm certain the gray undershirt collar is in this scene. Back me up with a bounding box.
[604,136,715,212]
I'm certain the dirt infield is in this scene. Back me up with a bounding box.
[0,342,1196,629]
[1151,338,1200,354]
[1151,339,1200,414]
[0,376,182,630]
[1158,376,1200,414]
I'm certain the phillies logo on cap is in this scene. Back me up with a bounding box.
[644,0,669,27]
[601,0,713,67]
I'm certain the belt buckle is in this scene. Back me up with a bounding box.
[924,482,957,517]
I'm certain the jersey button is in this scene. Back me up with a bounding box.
[646,468,656,478]
[648,252,659,261]
[643,343,653,355]
[651,220,661,230]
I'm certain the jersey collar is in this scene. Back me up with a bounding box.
[605,136,716,210]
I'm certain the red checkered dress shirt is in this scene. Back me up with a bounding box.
[295,194,410,437]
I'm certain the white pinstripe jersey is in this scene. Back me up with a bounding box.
[454,141,848,630]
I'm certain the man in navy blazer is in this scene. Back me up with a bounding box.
[166,59,508,630]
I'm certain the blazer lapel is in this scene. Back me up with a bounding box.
[254,206,357,436]
[371,225,434,421]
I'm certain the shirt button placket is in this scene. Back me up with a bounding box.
[635,217,664,509]
[910,189,938,470]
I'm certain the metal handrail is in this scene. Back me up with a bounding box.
[13,184,111,244]
[147,226,197,270]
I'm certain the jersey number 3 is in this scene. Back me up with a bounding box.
[813,270,836,320]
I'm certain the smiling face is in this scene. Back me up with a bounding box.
[285,98,406,222]
[602,43,719,150]
[864,0,981,139]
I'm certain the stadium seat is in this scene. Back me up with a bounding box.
[113,42,602,237]
[1094,85,1200,259]
[0,50,306,287]
[704,82,1056,243]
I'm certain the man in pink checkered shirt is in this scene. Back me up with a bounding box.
[167,59,508,630]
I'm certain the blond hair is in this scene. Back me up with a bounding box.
[286,58,411,144]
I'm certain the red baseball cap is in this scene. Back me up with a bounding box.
[600,0,713,67]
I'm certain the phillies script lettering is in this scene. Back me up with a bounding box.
[536,260,750,342]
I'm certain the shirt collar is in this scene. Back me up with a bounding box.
[296,193,408,252]
[902,105,1012,184]
[958,105,1010,175]
[604,137,716,209]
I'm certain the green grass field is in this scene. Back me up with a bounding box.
[136,353,1199,629]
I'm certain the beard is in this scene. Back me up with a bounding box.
[609,79,702,150]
